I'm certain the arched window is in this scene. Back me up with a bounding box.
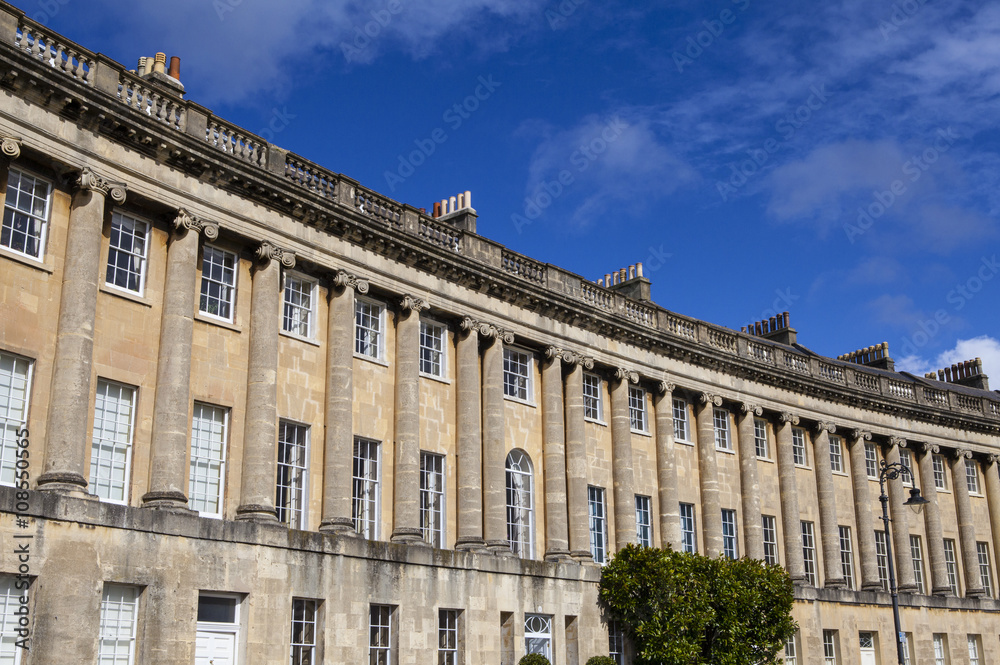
[505,449,534,558]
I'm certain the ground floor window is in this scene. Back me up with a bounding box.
[524,614,552,660]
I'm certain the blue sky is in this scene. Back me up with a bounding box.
[35,0,1000,378]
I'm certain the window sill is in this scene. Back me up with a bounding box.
[420,372,451,385]
[756,456,774,463]
[795,464,812,470]
[504,395,536,408]
[0,246,53,273]
[716,447,735,455]
[832,471,850,477]
[279,329,321,347]
[100,283,152,307]
[195,312,242,333]
[935,488,950,494]
[584,417,607,427]
[675,439,695,447]
[630,428,651,437]
[354,352,389,367]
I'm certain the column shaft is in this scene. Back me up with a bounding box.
[143,212,211,509]
[482,335,508,553]
[455,323,485,550]
[736,405,764,561]
[655,386,681,550]
[609,372,636,550]
[812,425,845,587]
[986,455,1000,597]
[541,349,570,560]
[916,444,950,595]
[695,396,723,558]
[38,170,123,494]
[884,440,917,592]
[847,432,882,590]
[235,244,289,521]
[564,362,592,560]
[391,297,426,543]
[950,451,985,596]
[775,415,806,583]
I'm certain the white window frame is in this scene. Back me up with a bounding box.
[721,508,738,559]
[503,347,533,403]
[943,538,960,595]
[352,437,381,539]
[829,435,844,473]
[0,352,32,488]
[875,530,890,591]
[967,634,981,665]
[680,502,696,553]
[672,398,690,442]
[195,593,242,665]
[933,634,948,665]
[438,609,459,665]
[864,442,879,480]
[822,630,838,665]
[635,494,652,548]
[910,534,925,594]
[838,526,855,590]
[369,605,393,665]
[2,167,50,260]
[801,521,817,586]
[276,420,309,530]
[354,297,385,361]
[902,632,912,665]
[189,403,228,518]
[524,614,552,661]
[582,372,603,423]
[966,460,980,495]
[608,620,626,665]
[628,386,648,434]
[784,632,797,665]
[976,542,993,597]
[588,486,607,564]
[506,449,534,558]
[420,451,446,548]
[98,583,140,665]
[89,379,137,504]
[900,449,914,487]
[419,319,448,379]
[105,211,150,296]
[932,454,947,490]
[762,515,778,565]
[0,575,26,665]
[754,418,769,459]
[290,598,319,665]
[281,270,317,340]
[792,428,808,467]
[199,244,238,323]
[713,408,731,451]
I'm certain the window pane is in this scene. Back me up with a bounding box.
[276,422,309,529]
[105,212,149,294]
[89,380,136,503]
[189,403,228,516]
[506,450,534,558]
[353,438,381,539]
[2,169,50,258]
[420,452,445,548]
[0,353,31,487]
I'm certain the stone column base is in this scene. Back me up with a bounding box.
[235,504,278,522]
[861,581,885,592]
[141,490,194,512]
[36,472,92,498]
[455,537,488,553]
[897,583,919,594]
[486,540,513,556]
[390,528,427,545]
[570,550,594,563]
[931,585,953,596]
[544,549,573,562]
[823,579,847,589]
[319,517,358,535]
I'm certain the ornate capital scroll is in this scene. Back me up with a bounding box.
[916,442,940,455]
[400,295,429,313]
[73,166,126,204]
[461,317,513,344]
[814,422,836,434]
[849,429,872,443]
[777,412,800,426]
[740,403,763,417]
[332,269,369,294]
[614,367,639,384]
[544,346,594,369]
[657,380,676,395]
[255,240,296,269]
[986,453,1000,465]
[174,208,219,240]
[952,448,972,460]
[699,392,723,407]
[887,436,908,450]
[1,136,21,159]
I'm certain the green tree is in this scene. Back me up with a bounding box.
[598,545,796,665]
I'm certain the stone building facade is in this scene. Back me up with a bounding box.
[0,3,998,663]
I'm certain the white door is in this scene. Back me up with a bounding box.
[195,630,237,665]
[859,632,878,665]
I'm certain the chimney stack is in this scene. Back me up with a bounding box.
[743,311,796,346]
[837,341,894,371]
[927,357,990,391]
[602,262,652,301]
[431,190,476,233]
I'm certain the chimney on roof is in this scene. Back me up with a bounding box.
[742,311,796,345]
[926,357,990,391]
[837,341,895,371]
[431,190,476,233]
[603,263,651,301]
[136,51,185,95]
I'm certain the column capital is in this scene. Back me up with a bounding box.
[777,412,799,425]
[254,240,296,269]
[849,429,872,443]
[916,441,940,455]
[72,166,126,203]
[986,453,1000,464]
[814,421,836,434]
[657,380,676,395]
[699,392,723,407]
[739,402,763,416]
[399,295,429,313]
[1,136,21,159]
[331,269,369,294]
[952,448,973,460]
[173,208,219,240]
[614,367,639,384]
[887,436,907,449]
[544,346,594,370]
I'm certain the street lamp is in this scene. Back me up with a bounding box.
[877,459,930,665]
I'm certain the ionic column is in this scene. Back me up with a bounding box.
[915,442,950,595]
[609,368,638,550]
[391,296,428,544]
[736,403,764,561]
[695,393,724,558]
[564,354,594,561]
[235,242,294,522]
[454,318,485,551]
[320,271,369,533]
[655,382,681,550]
[540,347,572,561]
[812,422,846,587]
[775,413,806,584]
[847,430,882,590]
[950,449,985,597]
[482,323,513,554]
[884,438,917,592]
[142,210,218,510]
[985,454,1000,594]
[38,168,126,495]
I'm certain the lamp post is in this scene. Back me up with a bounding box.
[877,458,929,665]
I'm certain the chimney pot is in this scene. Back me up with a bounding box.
[168,56,181,79]
[153,52,166,74]
[604,273,612,286]
[457,193,465,209]
[465,190,472,209]
[636,262,643,277]
[432,202,441,218]
[449,196,457,213]
[628,265,636,280]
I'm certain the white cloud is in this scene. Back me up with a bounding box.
[896,335,1000,380]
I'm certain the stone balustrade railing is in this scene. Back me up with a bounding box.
[2,0,998,425]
